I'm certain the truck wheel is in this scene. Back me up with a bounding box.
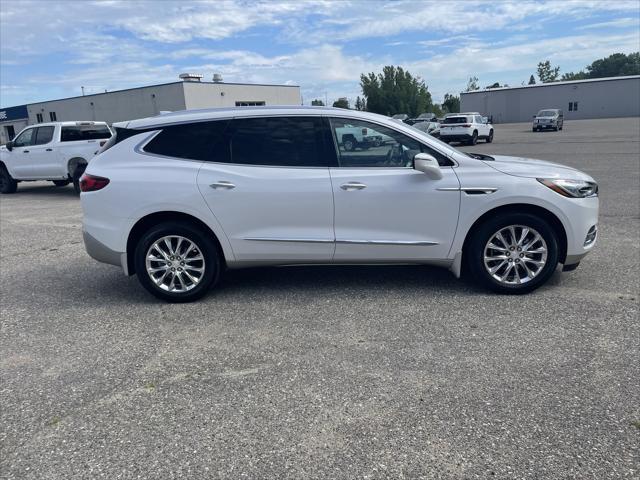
[342,136,356,152]
[0,166,18,194]
[52,180,71,187]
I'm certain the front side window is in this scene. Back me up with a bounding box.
[34,126,54,145]
[230,116,325,167]
[144,120,231,162]
[13,128,35,147]
[329,117,450,168]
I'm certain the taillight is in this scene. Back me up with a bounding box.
[80,174,110,192]
[461,124,471,128]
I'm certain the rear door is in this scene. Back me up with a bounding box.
[27,126,62,178]
[197,116,335,263]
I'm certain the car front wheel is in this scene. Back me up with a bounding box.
[134,222,221,302]
[486,130,494,143]
[466,213,559,294]
[0,166,18,194]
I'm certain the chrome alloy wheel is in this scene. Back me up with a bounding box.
[483,225,548,285]
[145,235,205,292]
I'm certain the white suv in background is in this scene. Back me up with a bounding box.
[81,106,598,302]
[440,113,493,145]
[0,121,112,194]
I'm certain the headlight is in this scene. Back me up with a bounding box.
[538,178,598,198]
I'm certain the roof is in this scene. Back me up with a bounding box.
[122,105,369,128]
[461,74,640,95]
[2,80,301,110]
[20,121,109,128]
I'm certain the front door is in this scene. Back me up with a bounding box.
[8,127,36,178]
[327,117,460,262]
[27,126,62,178]
[197,116,335,263]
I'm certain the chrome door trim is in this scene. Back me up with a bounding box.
[437,187,498,194]
[336,239,438,246]
[243,237,334,243]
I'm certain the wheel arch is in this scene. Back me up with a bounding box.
[461,203,568,264]
[67,157,88,177]
[126,211,227,276]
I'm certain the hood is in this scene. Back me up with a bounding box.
[535,116,557,120]
[483,155,594,181]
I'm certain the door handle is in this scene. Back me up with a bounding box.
[210,181,235,190]
[23,150,29,153]
[46,148,53,151]
[340,182,367,191]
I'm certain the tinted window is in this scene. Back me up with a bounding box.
[329,117,451,168]
[13,128,35,147]
[144,120,231,162]
[443,116,470,124]
[61,125,112,142]
[34,126,54,145]
[231,117,326,167]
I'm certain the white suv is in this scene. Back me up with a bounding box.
[81,107,598,302]
[0,121,112,194]
[440,113,493,145]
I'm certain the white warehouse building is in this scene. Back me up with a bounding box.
[0,74,301,144]
[460,75,640,124]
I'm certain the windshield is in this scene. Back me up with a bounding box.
[537,110,557,117]
[442,116,470,124]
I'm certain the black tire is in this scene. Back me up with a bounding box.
[0,165,18,194]
[72,165,86,194]
[554,126,559,132]
[52,179,70,187]
[342,135,356,152]
[559,124,563,131]
[134,221,221,302]
[486,129,494,143]
[468,131,478,145]
[465,213,559,294]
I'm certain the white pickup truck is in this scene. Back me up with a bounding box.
[0,121,112,194]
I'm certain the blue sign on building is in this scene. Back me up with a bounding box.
[0,105,29,122]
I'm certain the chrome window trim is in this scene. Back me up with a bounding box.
[243,237,438,246]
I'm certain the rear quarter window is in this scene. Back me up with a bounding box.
[142,120,231,162]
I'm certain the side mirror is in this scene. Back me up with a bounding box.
[6,141,13,151]
[414,153,443,180]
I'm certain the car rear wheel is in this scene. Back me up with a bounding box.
[468,131,478,145]
[486,130,494,143]
[52,180,70,187]
[465,213,559,294]
[0,166,18,194]
[134,222,221,302]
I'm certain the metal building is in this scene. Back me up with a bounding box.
[460,75,640,124]
[0,74,301,144]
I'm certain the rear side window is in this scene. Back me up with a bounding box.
[230,117,326,167]
[61,125,112,142]
[34,126,54,145]
[143,120,231,162]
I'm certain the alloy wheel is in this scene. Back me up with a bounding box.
[145,235,205,292]
[483,225,548,285]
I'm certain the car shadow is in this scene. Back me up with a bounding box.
[13,182,78,198]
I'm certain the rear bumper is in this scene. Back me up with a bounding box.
[83,230,127,273]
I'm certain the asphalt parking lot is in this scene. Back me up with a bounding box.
[1,117,638,479]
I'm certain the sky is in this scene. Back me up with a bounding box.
[1,0,639,108]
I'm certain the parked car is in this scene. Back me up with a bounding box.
[533,109,564,132]
[391,114,409,123]
[407,112,437,125]
[440,114,493,145]
[411,120,440,138]
[335,123,384,150]
[0,121,113,194]
[81,106,599,302]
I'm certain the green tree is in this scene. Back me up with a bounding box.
[332,97,350,109]
[537,60,560,83]
[485,82,501,89]
[561,52,639,81]
[311,99,325,106]
[561,71,588,81]
[432,104,444,117]
[355,96,365,111]
[466,76,480,91]
[442,93,460,113]
[528,75,536,85]
[359,66,433,117]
